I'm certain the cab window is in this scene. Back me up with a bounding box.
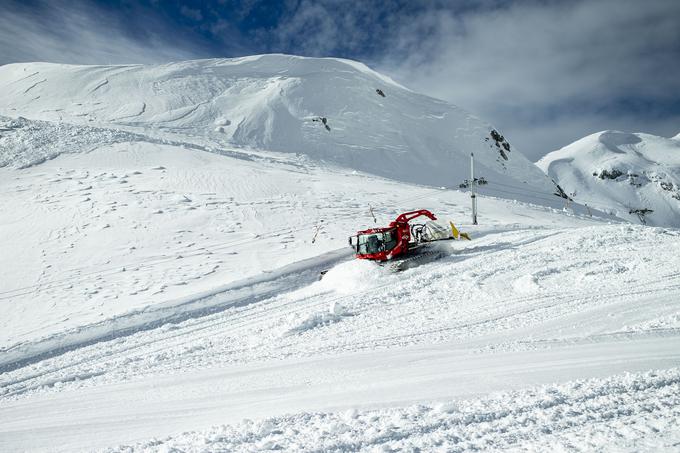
[357,229,397,254]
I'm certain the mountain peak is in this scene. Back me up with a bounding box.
[0,54,558,199]
[538,130,680,226]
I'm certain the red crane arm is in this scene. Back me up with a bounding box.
[393,209,437,224]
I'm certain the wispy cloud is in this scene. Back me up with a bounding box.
[0,1,206,65]
[180,5,203,22]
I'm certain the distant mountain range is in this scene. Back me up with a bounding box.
[538,130,680,226]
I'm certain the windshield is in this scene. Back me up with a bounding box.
[356,229,397,255]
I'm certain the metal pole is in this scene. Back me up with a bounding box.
[470,152,478,225]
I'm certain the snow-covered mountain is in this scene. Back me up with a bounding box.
[2,55,679,452]
[537,130,680,226]
[0,54,560,196]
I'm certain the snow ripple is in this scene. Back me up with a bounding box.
[104,368,680,453]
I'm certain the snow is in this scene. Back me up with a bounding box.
[317,259,385,295]
[1,55,679,452]
[537,130,680,227]
[102,368,680,453]
[2,220,679,451]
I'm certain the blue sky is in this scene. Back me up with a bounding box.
[1,0,679,160]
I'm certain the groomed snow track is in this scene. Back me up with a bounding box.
[0,248,352,374]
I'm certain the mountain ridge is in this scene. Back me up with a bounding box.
[0,54,560,198]
[537,129,680,226]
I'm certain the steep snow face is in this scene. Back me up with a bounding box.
[0,54,556,193]
[537,130,680,227]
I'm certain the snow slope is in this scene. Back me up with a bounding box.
[537,130,680,227]
[0,136,600,357]
[2,223,680,451]
[106,368,680,452]
[0,55,561,194]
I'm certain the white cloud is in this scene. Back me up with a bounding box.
[377,0,680,159]
[267,1,378,57]
[180,6,203,22]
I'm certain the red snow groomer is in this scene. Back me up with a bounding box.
[348,209,470,271]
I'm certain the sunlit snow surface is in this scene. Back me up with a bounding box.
[107,368,680,452]
[0,55,679,452]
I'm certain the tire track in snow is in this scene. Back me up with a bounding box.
[332,278,680,354]
[4,229,679,398]
[0,248,351,374]
[0,288,337,396]
[3,236,511,393]
[23,79,47,94]
[89,79,108,93]
[6,263,680,400]
[122,368,680,453]
[11,71,39,84]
